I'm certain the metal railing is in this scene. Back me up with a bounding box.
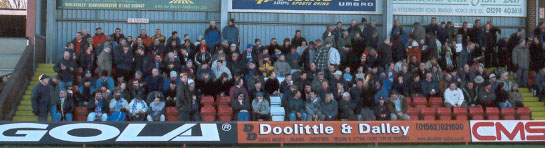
[0,36,46,120]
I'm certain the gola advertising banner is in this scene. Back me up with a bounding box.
[470,120,545,142]
[228,0,381,14]
[238,121,470,144]
[0,122,237,144]
[56,0,220,12]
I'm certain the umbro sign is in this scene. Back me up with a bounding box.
[0,122,237,144]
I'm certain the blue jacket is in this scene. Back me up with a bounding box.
[205,28,221,49]
[145,75,164,92]
[420,79,438,97]
[96,77,115,91]
[163,78,180,91]
[222,25,239,44]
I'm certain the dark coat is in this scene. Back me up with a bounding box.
[31,83,51,116]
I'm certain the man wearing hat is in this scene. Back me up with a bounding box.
[194,45,212,67]
[31,74,51,121]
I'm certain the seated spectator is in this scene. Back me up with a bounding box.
[264,71,280,96]
[444,83,466,108]
[232,93,251,121]
[259,56,274,77]
[339,92,357,121]
[478,82,496,107]
[305,91,321,121]
[87,91,109,121]
[96,71,115,91]
[80,70,96,88]
[497,72,514,91]
[229,79,249,102]
[274,54,291,77]
[146,91,164,104]
[387,91,410,120]
[109,91,129,121]
[78,79,95,106]
[374,96,390,121]
[496,82,513,109]
[147,97,165,122]
[129,95,148,121]
[55,90,75,121]
[54,50,77,89]
[508,84,524,108]
[287,90,306,121]
[251,92,270,121]
[319,93,338,121]
[145,68,164,92]
[213,60,232,80]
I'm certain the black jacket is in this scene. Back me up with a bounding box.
[56,97,76,115]
[54,59,77,82]
[87,98,109,113]
[31,83,51,116]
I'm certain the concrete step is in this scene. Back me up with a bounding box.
[0,38,27,55]
[529,106,545,112]
[524,102,544,107]
[533,112,545,117]
[18,105,32,111]
[522,93,533,97]
[523,97,539,102]
[20,100,31,105]
[15,110,34,116]
[520,88,529,92]
[11,115,51,122]
[38,63,54,68]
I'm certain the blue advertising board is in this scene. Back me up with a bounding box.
[229,0,380,14]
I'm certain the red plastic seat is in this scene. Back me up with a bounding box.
[421,107,436,120]
[413,97,427,108]
[501,107,515,120]
[200,106,216,122]
[217,106,233,121]
[406,107,420,121]
[405,97,412,106]
[517,107,531,120]
[201,96,215,107]
[74,107,88,121]
[165,107,178,122]
[437,107,452,120]
[216,96,231,107]
[470,107,484,120]
[429,97,443,108]
[486,107,500,120]
[453,107,468,120]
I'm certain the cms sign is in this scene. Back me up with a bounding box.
[471,120,545,142]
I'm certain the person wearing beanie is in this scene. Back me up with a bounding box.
[128,94,148,121]
[31,74,51,121]
[222,18,239,45]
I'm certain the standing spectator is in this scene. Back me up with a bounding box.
[48,76,60,121]
[362,20,377,41]
[333,22,345,42]
[213,60,232,80]
[139,29,152,48]
[96,71,115,91]
[115,45,134,81]
[314,41,329,71]
[322,25,335,44]
[109,28,125,44]
[327,42,340,67]
[436,22,448,43]
[412,22,426,42]
[508,84,524,108]
[338,92,357,121]
[223,19,239,45]
[166,31,181,50]
[72,32,86,57]
[54,51,77,90]
[97,46,112,76]
[87,91,109,121]
[512,40,530,87]
[147,97,165,122]
[251,92,270,121]
[229,79,250,102]
[387,91,410,120]
[457,42,474,69]
[536,68,545,102]
[232,92,251,121]
[109,91,129,121]
[507,29,524,72]
[305,91,322,121]
[471,20,486,59]
[204,21,221,49]
[176,73,192,121]
[92,27,107,48]
[426,17,438,35]
[336,31,351,51]
[151,29,166,45]
[485,23,501,67]
[31,75,51,121]
[444,83,466,108]
[379,38,393,66]
[347,20,362,39]
[291,30,306,47]
[55,90,75,121]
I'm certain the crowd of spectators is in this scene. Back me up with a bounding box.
[30,17,545,122]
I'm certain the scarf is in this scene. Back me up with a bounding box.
[95,98,102,113]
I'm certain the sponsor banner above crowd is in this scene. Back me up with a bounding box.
[238,121,470,143]
[228,0,381,14]
[470,120,545,142]
[393,0,527,17]
[0,122,237,144]
[56,0,220,12]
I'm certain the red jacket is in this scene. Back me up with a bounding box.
[92,33,107,48]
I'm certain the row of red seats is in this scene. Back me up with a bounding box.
[407,107,531,120]
[166,96,234,122]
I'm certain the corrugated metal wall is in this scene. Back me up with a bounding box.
[54,9,220,62]
[231,13,384,49]
[394,15,526,39]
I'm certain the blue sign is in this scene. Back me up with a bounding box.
[229,0,378,14]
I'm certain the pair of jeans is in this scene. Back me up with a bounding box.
[50,105,57,121]
[289,112,307,121]
[54,113,73,121]
[498,102,513,109]
[516,68,528,87]
[87,112,108,121]
[147,115,165,121]
[237,112,250,121]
